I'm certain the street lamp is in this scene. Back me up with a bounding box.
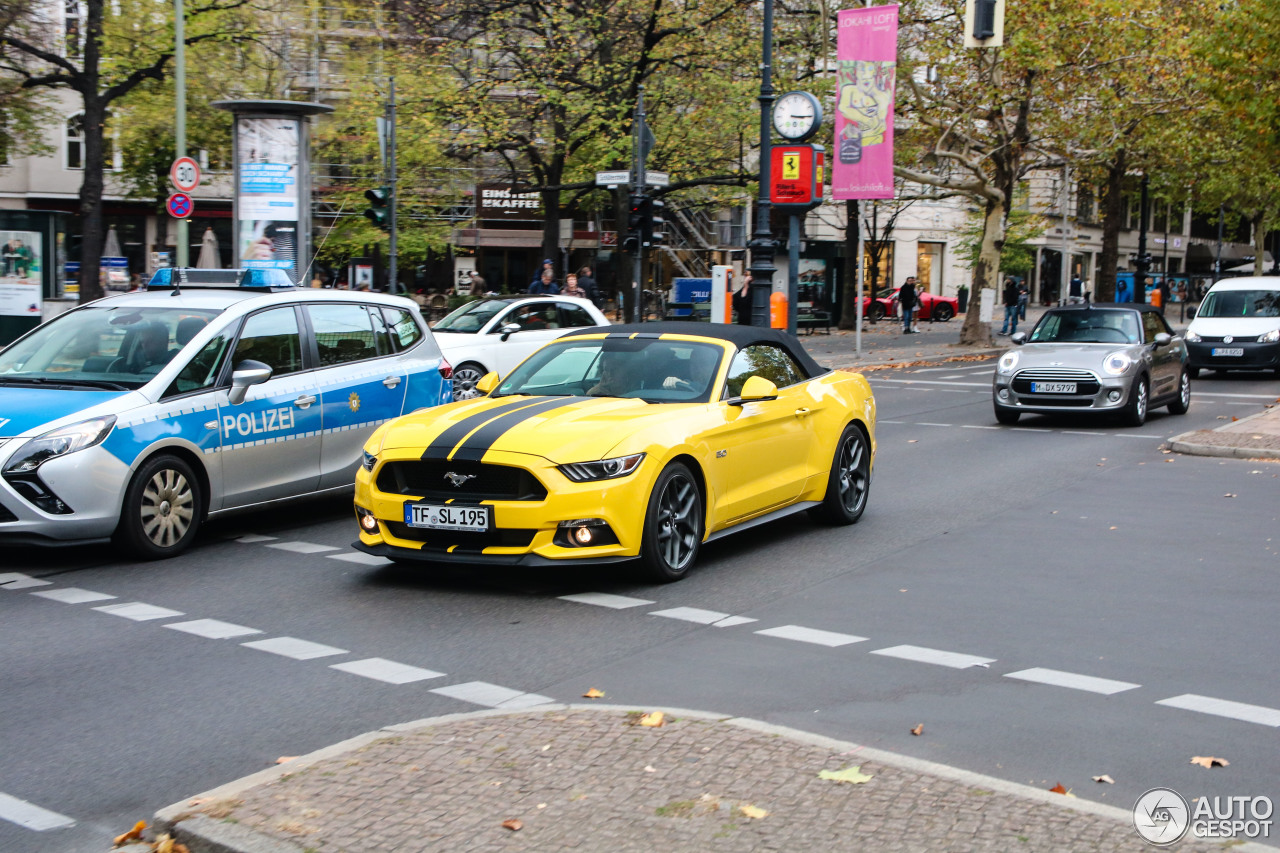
[747,0,777,326]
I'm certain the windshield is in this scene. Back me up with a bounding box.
[0,305,222,390]
[494,337,724,403]
[1027,310,1140,345]
[433,299,509,333]
[1197,289,1280,318]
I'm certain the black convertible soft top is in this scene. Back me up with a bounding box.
[558,321,829,379]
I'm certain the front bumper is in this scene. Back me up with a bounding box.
[354,448,654,565]
[992,370,1134,415]
[0,444,131,544]
[1186,340,1280,371]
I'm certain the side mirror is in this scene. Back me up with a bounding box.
[727,375,779,406]
[228,359,272,405]
[499,323,521,341]
[1011,332,1027,345]
[1154,332,1172,347]
[475,372,499,396]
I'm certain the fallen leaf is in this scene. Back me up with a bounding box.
[1191,756,1229,768]
[113,820,146,846]
[644,765,656,773]
[153,834,185,853]
[639,711,665,727]
[907,439,918,443]
[1109,526,1118,530]
[1224,493,1237,498]
[537,803,547,809]
[739,804,769,819]
[1093,774,1115,784]
[1232,416,1239,422]
[1164,459,1175,463]
[502,818,523,831]
[583,688,605,699]
[819,765,873,785]
[1049,783,1069,794]
[910,723,924,736]
[275,756,297,764]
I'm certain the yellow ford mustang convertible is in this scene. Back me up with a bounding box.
[353,323,876,582]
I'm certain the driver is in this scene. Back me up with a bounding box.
[588,351,642,397]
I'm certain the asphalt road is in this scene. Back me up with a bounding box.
[2,365,1278,852]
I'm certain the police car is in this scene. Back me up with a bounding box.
[0,269,452,557]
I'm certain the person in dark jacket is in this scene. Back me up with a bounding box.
[577,266,600,306]
[999,277,1020,335]
[732,272,753,325]
[899,277,917,333]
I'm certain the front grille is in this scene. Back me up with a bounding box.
[1024,397,1094,407]
[1012,367,1100,397]
[384,522,537,552]
[377,459,547,502]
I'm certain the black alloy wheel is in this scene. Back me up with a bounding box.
[932,303,955,322]
[809,424,871,525]
[638,463,703,583]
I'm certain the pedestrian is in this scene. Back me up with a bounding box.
[529,259,555,293]
[468,270,486,294]
[1017,280,1028,320]
[1068,275,1083,304]
[577,266,600,306]
[732,272,753,325]
[999,277,1019,335]
[899,276,918,334]
[562,273,586,299]
[530,268,559,295]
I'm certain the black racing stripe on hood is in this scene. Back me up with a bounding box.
[448,397,590,462]
[422,397,552,459]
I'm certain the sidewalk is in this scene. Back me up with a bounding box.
[138,706,1266,853]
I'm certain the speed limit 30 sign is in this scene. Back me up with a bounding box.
[170,156,201,193]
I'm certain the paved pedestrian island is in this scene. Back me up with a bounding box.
[145,706,1256,852]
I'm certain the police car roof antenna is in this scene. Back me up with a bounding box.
[173,267,187,297]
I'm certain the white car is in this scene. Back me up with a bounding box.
[431,296,610,398]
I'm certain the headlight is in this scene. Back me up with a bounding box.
[1259,329,1280,343]
[558,453,646,483]
[1184,330,1201,343]
[1102,351,1134,376]
[361,450,377,472]
[997,350,1020,375]
[2,415,116,474]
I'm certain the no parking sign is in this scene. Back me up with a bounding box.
[166,192,194,218]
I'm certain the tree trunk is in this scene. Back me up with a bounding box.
[1252,211,1267,276]
[838,199,860,330]
[957,197,1003,347]
[1096,149,1126,303]
[77,94,107,303]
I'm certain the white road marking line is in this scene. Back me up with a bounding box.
[559,592,656,609]
[0,575,52,590]
[30,587,116,604]
[266,541,339,554]
[1010,427,1052,432]
[915,422,952,427]
[713,616,759,628]
[1061,430,1107,436]
[241,637,349,660]
[234,534,278,543]
[0,791,75,831]
[650,606,731,624]
[93,602,185,621]
[754,625,868,647]
[164,619,263,639]
[871,378,992,387]
[327,552,392,566]
[431,681,535,707]
[1193,391,1280,399]
[1116,433,1164,439]
[1155,694,1280,727]
[961,425,1000,430]
[912,364,994,374]
[878,420,905,424]
[1004,667,1140,695]
[330,658,446,684]
[0,572,39,586]
[870,645,996,669]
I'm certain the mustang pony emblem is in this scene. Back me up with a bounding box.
[444,472,478,487]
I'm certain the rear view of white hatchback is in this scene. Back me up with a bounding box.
[1184,277,1280,376]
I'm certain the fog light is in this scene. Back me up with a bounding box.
[357,507,379,532]
[573,526,594,545]
[997,388,1010,400]
[555,518,617,548]
[1107,389,1122,402]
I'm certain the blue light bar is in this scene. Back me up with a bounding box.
[145,268,296,290]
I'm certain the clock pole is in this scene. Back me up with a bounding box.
[749,0,777,327]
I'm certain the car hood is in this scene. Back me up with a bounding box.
[0,388,132,437]
[430,331,486,350]
[1006,343,1135,369]
[379,395,698,463]
[1187,317,1280,337]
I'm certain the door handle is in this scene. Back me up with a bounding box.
[383,376,401,388]
[794,407,811,417]
[294,394,316,408]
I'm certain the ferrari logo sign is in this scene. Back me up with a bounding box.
[782,154,801,181]
[769,145,825,210]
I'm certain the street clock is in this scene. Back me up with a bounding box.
[773,91,822,142]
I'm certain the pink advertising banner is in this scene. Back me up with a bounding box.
[833,5,898,200]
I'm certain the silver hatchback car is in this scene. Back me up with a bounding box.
[992,303,1190,427]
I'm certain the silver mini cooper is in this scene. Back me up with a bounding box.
[992,304,1190,427]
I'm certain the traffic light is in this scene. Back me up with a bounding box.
[623,192,646,254]
[364,186,391,231]
[972,0,997,39]
[643,196,665,247]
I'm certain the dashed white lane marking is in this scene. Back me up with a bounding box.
[871,378,992,387]
[650,606,731,624]
[1116,433,1165,438]
[879,420,904,424]
[0,791,75,831]
[0,574,52,589]
[915,422,951,427]
[755,625,868,648]
[1061,430,1107,436]
[1155,694,1280,727]
[235,534,278,543]
[1004,667,1140,695]
[330,658,446,684]
[328,552,392,566]
[962,425,1000,430]
[241,637,348,660]
[30,588,116,604]
[164,619,263,639]
[1194,391,1280,399]
[559,592,656,609]
[430,681,553,709]
[870,645,996,669]
[1010,427,1052,432]
[94,602,185,621]
[266,541,339,554]
[713,616,759,628]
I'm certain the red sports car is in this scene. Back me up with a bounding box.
[875,287,959,322]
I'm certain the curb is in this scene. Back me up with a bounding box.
[151,704,1276,853]
[1167,406,1280,460]
[823,346,1003,372]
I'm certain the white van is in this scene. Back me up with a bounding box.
[1184,277,1280,376]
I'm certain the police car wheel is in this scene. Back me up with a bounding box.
[116,454,204,559]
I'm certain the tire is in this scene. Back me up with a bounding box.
[932,303,955,322]
[115,454,204,559]
[451,362,487,400]
[808,424,871,525]
[1121,375,1149,427]
[1167,369,1191,415]
[1187,366,1200,379]
[638,462,703,583]
[994,405,1020,425]
[869,303,886,322]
